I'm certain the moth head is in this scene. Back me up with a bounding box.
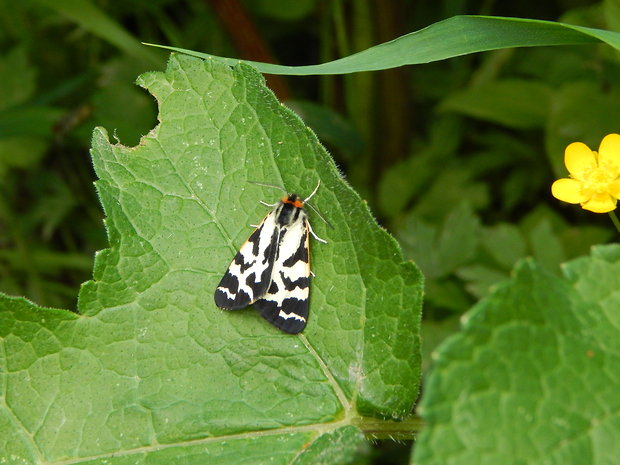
[282,194,304,208]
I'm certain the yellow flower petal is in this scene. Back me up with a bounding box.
[581,193,617,213]
[597,133,620,168]
[551,178,589,203]
[609,179,620,198]
[565,142,596,178]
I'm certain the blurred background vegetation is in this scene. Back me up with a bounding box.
[1,0,619,461]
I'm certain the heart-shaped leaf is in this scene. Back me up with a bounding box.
[0,54,423,464]
[414,245,620,465]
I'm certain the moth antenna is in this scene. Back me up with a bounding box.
[260,200,278,207]
[303,180,321,203]
[248,180,287,194]
[305,201,333,229]
[303,180,333,228]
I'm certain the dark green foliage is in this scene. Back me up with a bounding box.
[1,1,619,464]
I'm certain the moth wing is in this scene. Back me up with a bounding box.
[214,211,279,310]
[254,218,311,334]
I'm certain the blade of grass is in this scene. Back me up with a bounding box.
[144,15,620,75]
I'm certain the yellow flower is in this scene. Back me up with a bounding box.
[551,133,620,213]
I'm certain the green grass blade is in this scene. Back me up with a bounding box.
[145,15,620,75]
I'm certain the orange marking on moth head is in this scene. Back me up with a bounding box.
[282,194,304,208]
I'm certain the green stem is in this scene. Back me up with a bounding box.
[608,211,620,235]
[351,415,424,441]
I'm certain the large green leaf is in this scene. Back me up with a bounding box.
[414,244,620,465]
[145,15,620,75]
[0,54,423,464]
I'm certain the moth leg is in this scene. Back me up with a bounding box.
[307,220,327,243]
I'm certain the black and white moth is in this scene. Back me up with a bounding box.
[214,182,326,334]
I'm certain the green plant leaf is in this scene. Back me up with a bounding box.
[398,204,480,280]
[0,54,423,464]
[0,46,36,111]
[527,218,566,274]
[0,106,64,138]
[34,0,162,66]
[605,0,620,32]
[439,79,552,128]
[545,82,620,177]
[0,46,63,174]
[377,116,463,219]
[144,15,620,75]
[413,170,489,221]
[480,223,527,270]
[436,204,480,275]
[286,100,364,160]
[414,244,620,465]
[454,264,508,299]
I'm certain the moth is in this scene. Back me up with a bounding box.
[214,181,327,334]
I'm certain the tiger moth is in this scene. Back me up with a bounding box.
[214,181,326,334]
